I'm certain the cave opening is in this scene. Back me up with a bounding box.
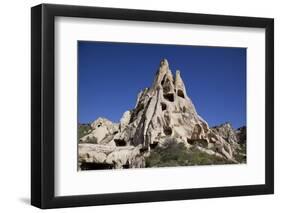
[163,126,173,136]
[150,142,159,149]
[177,89,185,98]
[163,93,174,102]
[187,139,195,145]
[161,78,165,86]
[123,164,130,169]
[114,139,127,146]
[80,162,113,170]
[161,102,167,111]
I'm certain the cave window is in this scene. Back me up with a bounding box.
[80,162,113,170]
[150,142,159,149]
[161,102,167,111]
[163,126,172,136]
[187,139,195,145]
[123,164,130,169]
[163,93,174,102]
[177,89,185,98]
[161,76,166,86]
[114,139,127,146]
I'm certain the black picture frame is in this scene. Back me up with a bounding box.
[31,3,274,209]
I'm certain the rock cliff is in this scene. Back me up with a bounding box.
[78,59,246,170]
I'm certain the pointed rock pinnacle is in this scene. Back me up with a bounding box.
[175,70,187,97]
[160,58,169,68]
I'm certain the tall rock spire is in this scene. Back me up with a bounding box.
[174,70,187,99]
[152,59,173,91]
[123,59,235,160]
[79,58,240,170]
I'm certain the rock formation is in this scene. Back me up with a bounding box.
[236,126,246,144]
[78,59,246,170]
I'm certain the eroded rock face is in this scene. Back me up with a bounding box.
[211,122,241,153]
[212,123,238,143]
[121,59,237,160]
[80,118,118,144]
[236,126,246,144]
[79,144,145,169]
[78,59,244,169]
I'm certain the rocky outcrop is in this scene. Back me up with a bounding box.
[79,144,145,169]
[78,59,245,169]
[212,123,238,143]
[79,118,118,144]
[236,126,246,144]
[211,122,241,153]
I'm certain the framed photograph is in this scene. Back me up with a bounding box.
[31,4,274,209]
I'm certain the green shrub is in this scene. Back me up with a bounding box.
[78,123,91,139]
[233,143,246,163]
[87,136,98,144]
[145,138,190,168]
[145,137,232,168]
[187,147,232,165]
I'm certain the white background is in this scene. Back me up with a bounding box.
[0,0,279,212]
[55,17,265,196]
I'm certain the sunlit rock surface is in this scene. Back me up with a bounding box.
[78,59,246,169]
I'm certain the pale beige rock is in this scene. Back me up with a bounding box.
[120,111,131,131]
[78,59,243,169]
[79,143,144,169]
[123,59,237,161]
[80,117,118,144]
[211,122,241,153]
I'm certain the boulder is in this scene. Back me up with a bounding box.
[79,143,144,169]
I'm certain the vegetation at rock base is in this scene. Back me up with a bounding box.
[86,136,98,144]
[145,137,233,168]
[78,123,91,139]
[233,143,246,163]
[78,59,247,170]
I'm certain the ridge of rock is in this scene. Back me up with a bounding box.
[79,59,245,169]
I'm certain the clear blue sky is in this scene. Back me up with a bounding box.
[78,41,246,129]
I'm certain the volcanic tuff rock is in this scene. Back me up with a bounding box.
[211,122,241,151]
[78,59,245,169]
[236,126,246,144]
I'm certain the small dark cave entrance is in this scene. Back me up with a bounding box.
[163,93,174,102]
[187,139,195,145]
[161,102,167,111]
[163,126,173,136]
[114,139,127,146]
[123,165,130,169]
[80,162,113,170]
[177,89,185,98]
[150,142,159,149]
[122,162,130,169]
[161,78,165,86]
